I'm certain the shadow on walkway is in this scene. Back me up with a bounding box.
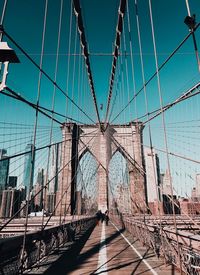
[63,227,125,274]
[27,226,125,275]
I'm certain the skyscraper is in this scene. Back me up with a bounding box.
[162,169,172,196]
[144,148,161,203]
[0,188,22,218]
[49,143,60,194]
[0,149,9,191]
[34,168,44,210]
[23,144,35,196]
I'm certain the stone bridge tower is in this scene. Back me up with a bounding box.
[55,122,146,215]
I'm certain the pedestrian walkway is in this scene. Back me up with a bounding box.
[27,221,179,274]
[65,222,178,274]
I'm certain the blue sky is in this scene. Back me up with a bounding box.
[0,0,200,196]
[0,0,199,123]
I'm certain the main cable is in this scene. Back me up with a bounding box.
[72,0,101,126]
[104,0,126,124]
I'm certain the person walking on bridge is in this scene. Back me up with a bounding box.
[105,210,109,226]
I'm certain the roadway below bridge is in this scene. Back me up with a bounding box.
[26,221,178,275]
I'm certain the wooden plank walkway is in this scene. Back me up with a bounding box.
[27,221,180,275]
[65,222,178,275]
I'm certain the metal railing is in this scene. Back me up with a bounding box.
[0,217,96,275]
[111,213,200,275]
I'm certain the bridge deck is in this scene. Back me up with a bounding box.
[65,222,178,275]
[26,221,179,275]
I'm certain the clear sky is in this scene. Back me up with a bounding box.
[0,0,200,197]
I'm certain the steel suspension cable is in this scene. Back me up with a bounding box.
[1,87,87,124]
[126,0,138,121]
[111,22,200,123]
[69,18,78,120]
[4,86,63,124]
[20,0,49,267]
[148,0,182,272]
[72,0,101,125]
[0,28,95,124]
[0,0,7,26]
[105,0,126,124]
[122,18,131,122]
[40,0,64,233]
[107,65,120,122]
[134,0,151,161]
[134,0,164,251]
[185,0,200,72]
[66,0,73,122]
[143,81,200,125]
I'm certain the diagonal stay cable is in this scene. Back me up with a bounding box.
[105,0,126,124]
[122,81,200,123]
[143,81,200,124]
[0,25,95,124]
[4,86,63,125]
[111,22,200,123]
[72,0,101,126]
[0,128,98,163]
[1,87,89,125]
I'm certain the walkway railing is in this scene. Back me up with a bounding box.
[111,213,200,274]
[0,217,96,275]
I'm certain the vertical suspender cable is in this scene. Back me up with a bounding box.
[0,0,8,37]
[134,0,166,261]
[20,0,48,268]
[66,0,73,122]
[126,0,138,121]
[148,0,183,272]
[59,0,73,224]
[70,27,78,119]
[41,0,64,231]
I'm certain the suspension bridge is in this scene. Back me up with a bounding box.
[0,0,200,274]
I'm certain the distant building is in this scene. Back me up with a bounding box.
[19,200,27,218]
[23,144,35,196]
[162,194,180,215]
[0,188,23,218]
[46,193,56,214]
[34,169,44,211]
[49,144,60,194]
[0,149,9,191]
[180,198,200,215]
[161,169,172,196]
[191,187,199,202]
[144,148,161,203]
[8,176,17,188]
[195,174,200,199]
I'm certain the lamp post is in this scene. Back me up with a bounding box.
[0,41,20,91]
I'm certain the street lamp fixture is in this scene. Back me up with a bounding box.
[0,41,20,91]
